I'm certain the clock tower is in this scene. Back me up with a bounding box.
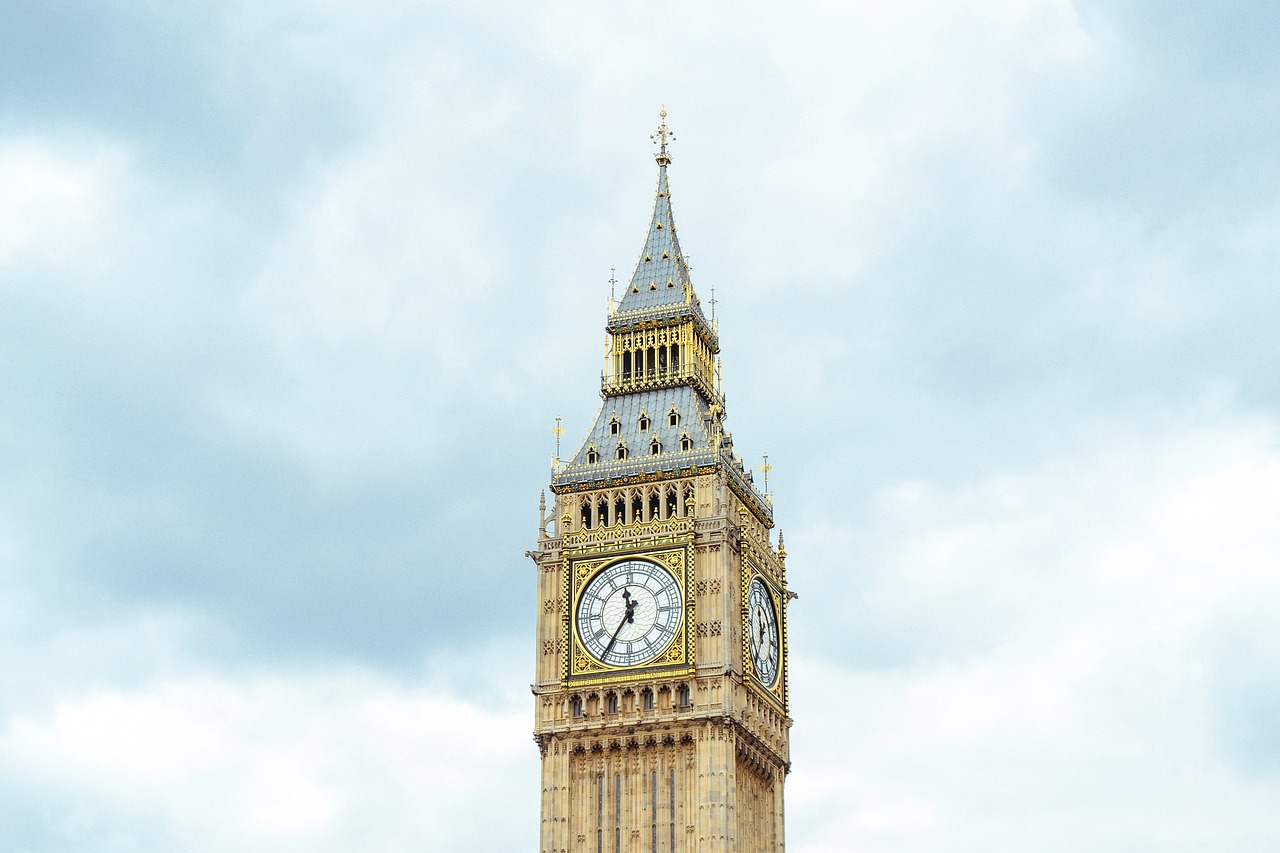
[530,109,793,853]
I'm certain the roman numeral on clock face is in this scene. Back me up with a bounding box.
[747,577,780,686]
[576,557,683,668]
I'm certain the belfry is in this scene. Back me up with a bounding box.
[530,108,793,853]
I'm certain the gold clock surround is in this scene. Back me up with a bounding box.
[741,558,787,709]
[564,540,696,687]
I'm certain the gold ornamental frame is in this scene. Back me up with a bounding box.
[741,555,787,710]
[564,542,695,687]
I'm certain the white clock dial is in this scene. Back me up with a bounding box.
[577,558,682,667]
[747,577,780,687]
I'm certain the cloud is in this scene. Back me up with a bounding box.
[0,141,119,266]
[1,0,1279,848]
[0,654,536,852]
[787,414,1280,849]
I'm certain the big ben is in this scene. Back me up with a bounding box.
[530,109,793,853]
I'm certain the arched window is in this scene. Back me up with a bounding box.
[615,775,622,851]
[614,495,625,525]
[650,771,658,853]
[647,347,656,377]
[631,492,643,523]
[581,500,592,530]
[669,770,676,851]
[606,692,619,714]
[587,446,599,464]
[609,417,620,436]
[571,696,584,717]
[648,490,660,521]
[641,688,654,711]
[668,408,680,427]
[622,351,632,380]
[596,775,604,853]
[638,414,650,433]
[677,684,691,708]
[680,433,692,452]
[650,439,661,456]
[616,443,628,461]
[666,487,678,519]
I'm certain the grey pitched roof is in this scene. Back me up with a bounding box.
[554,387,714,487]
[552,385,775,525]
[616,164,694,314]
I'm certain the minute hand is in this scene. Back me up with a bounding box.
[602,591,637,658]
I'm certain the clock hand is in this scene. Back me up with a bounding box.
[602,590,638,658]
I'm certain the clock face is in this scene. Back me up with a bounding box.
[747,577,780,687]
[577,558,682,668]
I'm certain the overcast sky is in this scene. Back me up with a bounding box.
[2,1,1279,850]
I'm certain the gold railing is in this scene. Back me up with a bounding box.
[601,367,717,403]
[564,513,695,548]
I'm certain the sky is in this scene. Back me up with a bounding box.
[1,0,1279,850]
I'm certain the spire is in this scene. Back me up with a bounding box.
[551,112,771,526]
[616,107,698,316]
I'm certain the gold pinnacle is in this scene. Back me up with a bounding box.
[652,105,674,165]
[552,415,565,461]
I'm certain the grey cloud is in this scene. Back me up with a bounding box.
[3,0,1280,848]
[1212,629,1280,779]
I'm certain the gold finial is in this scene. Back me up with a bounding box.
[651,104,674,166]
[552,415,565,462]
[760,453,772,493]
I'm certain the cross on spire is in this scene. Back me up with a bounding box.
[651,104,674,166]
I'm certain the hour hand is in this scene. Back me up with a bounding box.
[602,591,635,656]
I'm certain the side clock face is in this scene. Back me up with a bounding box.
[577,558,682,668]
[747,577,780,687]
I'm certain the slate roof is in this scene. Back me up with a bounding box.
[614,162,714,328]
[555,386,714,487]
[552,385,773,524]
